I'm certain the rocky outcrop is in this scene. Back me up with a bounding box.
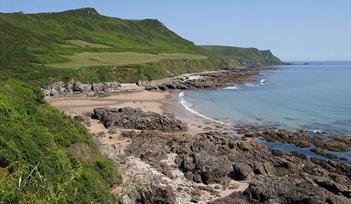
[92,107,185,132]
[261,129,312,148]
[145,68,260,91]
[44,68,264,97]
[118,129,351,203]
[212,174,350,204]
[257,129,351,153]
[84,108,351,203]
[43,80,143,97]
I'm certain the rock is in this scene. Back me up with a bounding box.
[108,126,118,134]
[290,151,307,160]
[325,138,351,152]
[121,176,176,204]
[138,178,176,204]
[50,88,59,96]
[73,81,82,92]
[241,175,350,204]
[310,147,325,155]
[210,192,250,204]
[252,161,275,175]
[74,115,91,127]
[144,84,159,91]
[312,136,325,148]
[262,130,311,148]
[230,163,253,180]
[92,107,185,132]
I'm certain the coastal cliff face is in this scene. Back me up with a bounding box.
[200,45,283,66]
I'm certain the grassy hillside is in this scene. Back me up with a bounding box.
[0,80,121,203]
[0,8,219,85]
[200,45,282,66]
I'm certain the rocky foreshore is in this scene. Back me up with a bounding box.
[43,68,260,97]
[78,107,351,203]
[235,124,351,161]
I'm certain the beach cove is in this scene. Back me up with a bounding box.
[47,65,351,203]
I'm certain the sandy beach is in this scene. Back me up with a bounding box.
[47,91,170,115]
[47,90,215,135]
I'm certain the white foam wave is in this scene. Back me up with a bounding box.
[223,85,240,90]
[259,79,266,86]
[178,91,227,125]
[187,75,203,81]
[306,129,324,134]
[244,82,258,87]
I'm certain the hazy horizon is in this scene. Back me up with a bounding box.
[1,0,350,61]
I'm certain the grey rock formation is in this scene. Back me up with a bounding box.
[92,107,185,132]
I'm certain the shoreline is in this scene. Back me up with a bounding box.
[46,68,351,203]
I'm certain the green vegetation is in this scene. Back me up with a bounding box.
[66,40,112,48]
[0,8,282,85]
[200,45,282,65]
[48,52,207,69]
[0,8,218,85]
[0,80,121,203]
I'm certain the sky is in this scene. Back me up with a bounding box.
[0,0,350,61]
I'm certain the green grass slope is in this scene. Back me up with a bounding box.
[0,8,218,85]
[0,80,121,203]
[0,8,204,66]
[0,8,284,85]
[200,45,283,66]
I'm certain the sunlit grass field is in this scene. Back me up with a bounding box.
[47,52,207,68]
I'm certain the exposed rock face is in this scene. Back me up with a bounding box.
[260,129,351,153]
[230,163,254,180]
[43,80,143,96]
[71,99,351,203]
[124,131,173,177]
[92,107,185,132]
[119,176,176,204]
[44,68,265,98]
[120,130,351,203]
[262,130,311,148]
[145,68,260,91]
[212,175,350,204]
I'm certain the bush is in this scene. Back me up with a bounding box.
[0,80,121,203]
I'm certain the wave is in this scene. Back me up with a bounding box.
[305,129,324,134]
[223,85,240,90]
[259,79,266,86]
[224,79,267,90]
[178,91,228,125]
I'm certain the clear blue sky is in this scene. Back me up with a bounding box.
[1,0,350,61]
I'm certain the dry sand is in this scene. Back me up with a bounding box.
[47,91,169,115]
[47,90,209,134]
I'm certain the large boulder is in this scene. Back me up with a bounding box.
[92,107,185,132]
[230,163,254,180]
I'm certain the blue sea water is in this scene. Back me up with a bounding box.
[180,61,351,134]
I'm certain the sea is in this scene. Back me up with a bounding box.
[179,61,351,161]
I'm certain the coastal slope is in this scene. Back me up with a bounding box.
[0,8,283,85]
[0,8,220,84]
[201,45,283,66]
